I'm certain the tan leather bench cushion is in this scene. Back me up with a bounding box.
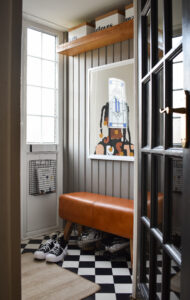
[59,192,134,239]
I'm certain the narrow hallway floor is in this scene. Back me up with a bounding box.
[21,231,133,300]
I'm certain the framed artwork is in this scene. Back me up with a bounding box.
[88,59,135,161]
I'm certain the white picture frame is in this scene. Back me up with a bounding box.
[87,59,135,161]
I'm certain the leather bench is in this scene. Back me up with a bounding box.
[59,192,163,264]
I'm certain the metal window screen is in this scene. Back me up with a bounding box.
[29,160,56,195]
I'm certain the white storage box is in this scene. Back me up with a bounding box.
[95,9,125,32]
[125,4,134,21]
[68,22,95,42]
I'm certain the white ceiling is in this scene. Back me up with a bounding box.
[23,0,131,31]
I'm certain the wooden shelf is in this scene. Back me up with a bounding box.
[57,19,134,56]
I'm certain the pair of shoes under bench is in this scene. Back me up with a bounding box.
[34,233,68,263]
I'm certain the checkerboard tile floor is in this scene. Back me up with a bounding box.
[21,231,133,300]
[145,253,180,300]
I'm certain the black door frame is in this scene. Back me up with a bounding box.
[137,0,189,299]
[181,0,190,299]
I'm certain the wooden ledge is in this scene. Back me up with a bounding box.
[57,19,134,56]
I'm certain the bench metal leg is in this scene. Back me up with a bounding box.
[64,221,73,241]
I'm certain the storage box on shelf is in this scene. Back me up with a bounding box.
[95,9,125,32]
[125,3,134,21]
[57,19,134,56]
[68,22,95,42]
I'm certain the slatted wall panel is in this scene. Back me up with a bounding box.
[66,39,134,199]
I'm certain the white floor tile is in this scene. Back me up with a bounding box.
[170,292,179,300]
[95,275,114,284]
[67,249,80,255]
[78,268,95,275]
[157,274,162,283]
[95,261,112,268]
[21,239,29,244]
[80,255,95,261]
[25,243,39,249]
[157,292,161,300]
[114,283,133,293]
[62,261,79,268]
[112,268,130,276]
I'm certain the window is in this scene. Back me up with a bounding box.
[26,28,58,144]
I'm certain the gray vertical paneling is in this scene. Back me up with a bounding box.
[129,162,134,199]
[73,56,79,192]
[129,39,134,58]
[121,40,131,198]
[68,56,74,192]
[121,162,130,198]
[98,47,106,195]
[113,162,121,197]
[121,40,129,60]
[63,55,68,193]
[79,53,86,191]
[67,39,134,200]
[85,51,92,192]
[114,42,121,62]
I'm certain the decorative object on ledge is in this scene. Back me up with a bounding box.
[88,59,135,161]
[125,3,134,21]
[57,19,134,56]
[68,22,95,42]
[95,9,125,32]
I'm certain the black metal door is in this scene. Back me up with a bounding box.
[138,0,190,299]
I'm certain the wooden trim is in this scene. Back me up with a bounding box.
[125,3,134,9]
[95,9,125,21]
[0,0,22,299]
[68,22,94,32]
[57,20,134,56]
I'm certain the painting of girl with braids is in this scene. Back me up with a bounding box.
[89,60,134,159]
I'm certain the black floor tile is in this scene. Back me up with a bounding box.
[28,239,43,244]
[116,294,132,300]
[81,275,96,282]
[22,249,35,253]
[96,284,115,293]
[79,261,95,268]
[95,268,113,275]
[112,261,128,268]
[64,267,78,274]
[113,275,132,284]
[64,255,80,261]
[82,294,95,300]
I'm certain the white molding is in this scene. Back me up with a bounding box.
[22,226,63,241]
[88,58,135,73]
[23,12,68,32]
[89,154,134,161]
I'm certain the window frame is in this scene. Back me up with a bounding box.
[21,19,63,146]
